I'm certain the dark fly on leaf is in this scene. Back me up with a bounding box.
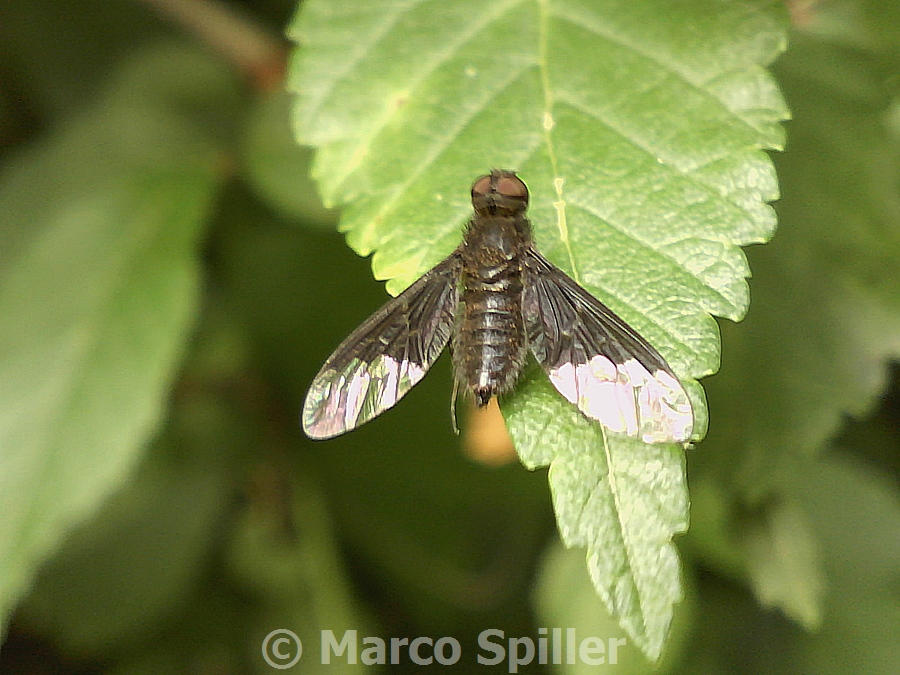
[303,170,693,443]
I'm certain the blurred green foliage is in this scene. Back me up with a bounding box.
[0,1,897,674]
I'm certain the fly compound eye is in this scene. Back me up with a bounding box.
[495,175,528,200]
[471,174,493,199]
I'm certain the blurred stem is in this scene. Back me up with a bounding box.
[139,0,287,90]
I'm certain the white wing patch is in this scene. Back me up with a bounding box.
[548,355,693,444]
[301,251,459,440]
[303,355,426,440]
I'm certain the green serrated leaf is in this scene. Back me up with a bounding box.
[504,369,689,659]
[0,44,237,633]
[288,0,788,660]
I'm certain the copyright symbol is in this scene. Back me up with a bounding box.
[262,629,302,669]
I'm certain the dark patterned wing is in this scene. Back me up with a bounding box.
[302,253,460,439]
[522,248,693,443]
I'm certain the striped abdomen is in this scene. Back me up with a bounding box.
[453,259,527,406]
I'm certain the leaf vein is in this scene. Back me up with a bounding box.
[330,0,528,191]
[557,94,759,228]
[299,0,424,132]
[550,6,770,141]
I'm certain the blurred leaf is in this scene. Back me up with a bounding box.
[670,572,798,675]
[289,0,787,659]
[228,470,371,675]
[703,16,900,499]
[681,475,746,582]
[689,4,900,628]
[800,0,900,56]
[16,301,258,658]
[676,451,899,675]
[210,187,384,400]
[743,496,823,629]
[683,475,825,631]
[241,90,338,226]
[17,440,231,657]
[792,453,899,675]
[0,44,239,633]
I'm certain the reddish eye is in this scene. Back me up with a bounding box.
[496,175,527,198]
[471,175,493,198]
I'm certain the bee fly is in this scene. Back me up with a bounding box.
[303,170,693,443]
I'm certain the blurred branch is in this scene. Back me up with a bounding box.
[139,0,287,91]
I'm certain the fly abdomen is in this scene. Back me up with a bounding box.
[453,264,527,406]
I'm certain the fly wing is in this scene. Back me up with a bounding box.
[522,248,693,443]
[302,253,460,439]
